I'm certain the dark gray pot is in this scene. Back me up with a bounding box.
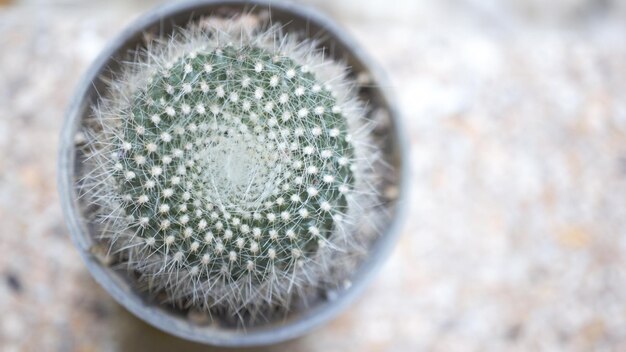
[58,0,409,347]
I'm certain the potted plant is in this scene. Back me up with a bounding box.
[58,0,408,346]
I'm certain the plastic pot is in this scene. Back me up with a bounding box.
[58,0,408,346]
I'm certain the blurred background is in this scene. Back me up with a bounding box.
[1,0,626,350]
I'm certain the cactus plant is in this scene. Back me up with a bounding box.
[79,16,383,325]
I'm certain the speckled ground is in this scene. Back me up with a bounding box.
[1,0,626,351]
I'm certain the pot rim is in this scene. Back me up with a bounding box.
[57,0,410,346]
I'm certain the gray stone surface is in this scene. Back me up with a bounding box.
[1,0,626,350]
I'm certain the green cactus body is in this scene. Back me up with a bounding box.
[117,45,353,280]
[81,17,379,322]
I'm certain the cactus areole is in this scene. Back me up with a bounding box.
[61,0,405,346]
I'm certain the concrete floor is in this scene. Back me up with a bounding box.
[1,0,626,350]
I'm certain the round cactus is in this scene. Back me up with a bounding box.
[80,16,381,323]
